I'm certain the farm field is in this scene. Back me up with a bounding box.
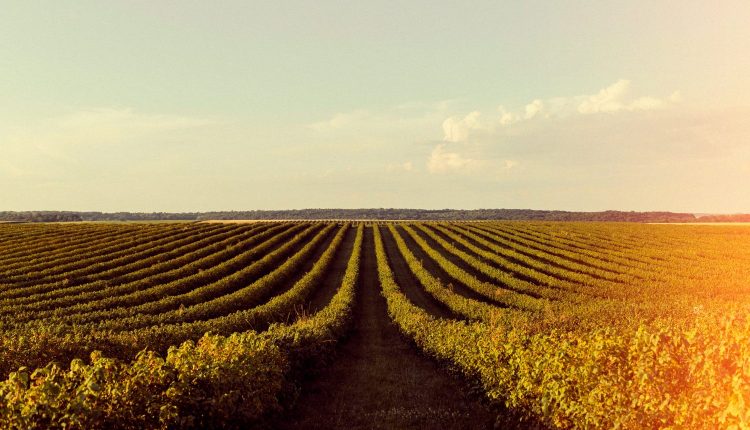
[0,221,748,429]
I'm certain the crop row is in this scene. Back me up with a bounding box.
[415,224,583,303]
[375,224,750,429]
[0,224,138,265]
[0,223,264,306]
[0,223,310,326]
[0,223,190,279]
[388,225,498,321]
[0,223,348,374]
[88,223,337,332]
[478,223,664,271]
[0,223,237,297]
[471,223,644,279]
[0,224,364,429]
[0,223,288,321]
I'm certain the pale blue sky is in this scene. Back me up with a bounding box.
[2,1,749,212]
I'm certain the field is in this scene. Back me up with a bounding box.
[0,221,748,429]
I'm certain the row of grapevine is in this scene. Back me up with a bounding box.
[374,224,750,429]
[385,225,531,325]
[0,224,140,264]
[0,223,298,324]
[448,224,624,296]
[0,221,747,428]
[0,223,196,279]
[0,224,239,296]
[415,224,580,303]
[0,223,265,304]
[479,222,662,271]
[0,224,364,429]
[470,223,639,280]
[0,223,347,373]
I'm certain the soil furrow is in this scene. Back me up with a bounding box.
[397,225,503,306]
[305,225,358,314]
[381,225,456,319]
[273,226,496,429]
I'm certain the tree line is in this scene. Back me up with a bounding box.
[0,208,735,223]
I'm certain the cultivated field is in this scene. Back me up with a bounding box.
[0,221,748,429]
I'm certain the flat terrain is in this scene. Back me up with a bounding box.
[275,228,495,429]
[648,222,750,225]
[0,221,748,429]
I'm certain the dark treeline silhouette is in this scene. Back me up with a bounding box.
[2,209,743,223]
[202,209,700,222]
[0,212,195,223]
[694,214,750,222]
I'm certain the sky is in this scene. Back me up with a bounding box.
[1,1,749,213]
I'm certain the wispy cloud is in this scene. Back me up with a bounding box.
[306,101,451,137]
[441,79,680,143]
[427,144,479,174]
[307,110,372,132]
[442,111,483,143]
[57,108,215,132]
[0,107,219,178]
[577,79,679,114]
[386,161,414,172]
[5,107,217,149]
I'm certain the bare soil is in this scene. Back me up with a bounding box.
[272,226,496,429]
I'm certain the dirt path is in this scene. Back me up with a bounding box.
[273,227,496,429]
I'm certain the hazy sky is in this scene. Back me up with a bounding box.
[2,1,749,212]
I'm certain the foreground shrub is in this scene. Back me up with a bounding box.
[0,332,286,430]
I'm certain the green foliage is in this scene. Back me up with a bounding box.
[0,333,287,430]
[373,224,750,429]
[1,221,749,429]
[0,223,364,429]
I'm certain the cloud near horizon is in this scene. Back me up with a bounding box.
[441,79,681,143]
[305,80,690,179]
[4,108,217,150]
[0,108,219,179]
[3,85,747,213]
[386,161,414,172]
[424,79,691,180]
[427,144,479,173]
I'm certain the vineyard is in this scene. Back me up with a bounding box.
[0,221,748,429]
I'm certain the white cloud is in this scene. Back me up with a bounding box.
[576,79,676,114]
[427,144,478,173]
[442,111,484,143]
[441,79,680,142]
[524,99,545,119]
[308,110,371,132]
[627,96,667,111]
[498,107,520,126]
[309,101,456,136]
[577,79,632,114]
